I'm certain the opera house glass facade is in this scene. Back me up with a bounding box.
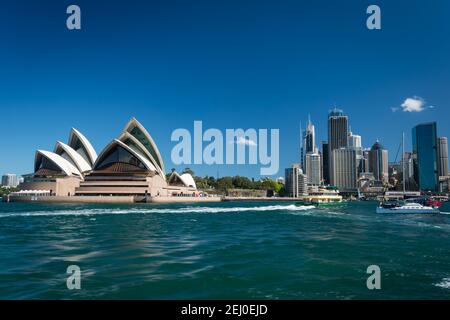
[412,122,439,192]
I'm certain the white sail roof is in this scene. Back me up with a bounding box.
[69,128,98,166]
[54,141,92,173]
[118,131,166,180]
[94,139,157,172]
[168,172,197,189]
[35,150,82,177]
[180,173,197,189]
[123,118,165,174]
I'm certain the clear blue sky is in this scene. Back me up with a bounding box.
[0,0,449,179]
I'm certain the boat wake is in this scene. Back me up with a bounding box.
[0,204,316,218]
[435,277,450,289]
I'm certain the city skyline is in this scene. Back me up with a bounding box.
[1,0,450,178]
[2,113,448,182]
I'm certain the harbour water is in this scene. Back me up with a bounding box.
[1,201,450,299]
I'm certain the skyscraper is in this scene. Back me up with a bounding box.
[285,164,307,197]
[348,131,364,175]
[321,141,330,184]
[437,137,449,177]
[412,122,439,192]
[348,131,362,149]
[332,148,358,191]
[305,152,321,186]
[369,141,389,184]
[328,108,349,152]
[304,116,316,154]
[328,108,349,185]
[301,116,316,169]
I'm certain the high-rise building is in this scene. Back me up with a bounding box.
[369,140,389,184]
[328,108,349,185]
[321,141,330,184]
[437,137,449,177]
[301,116,316,169]
[332,148,358,191]
[348,131,364,175]
[285,164,307,197]
[361,149,370,173]
[412,122,439,192]
[304,116,316,153]
[402,152,417,191]
[348,132,362,149]
[305,152,321,186]
[1,174,19,188]
[328,108,349,152]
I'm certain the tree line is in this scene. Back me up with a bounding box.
[169,168,283,194]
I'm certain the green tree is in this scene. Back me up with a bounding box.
[182,168,195,176]
[217,177,233,192]
[232,176,253,189]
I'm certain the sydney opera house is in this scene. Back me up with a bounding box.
[15,118,219,203]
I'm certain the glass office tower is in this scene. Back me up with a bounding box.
[412,122,439,192]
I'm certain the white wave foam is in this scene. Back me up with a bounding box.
[0,204,316,218]
[435,277,450,289]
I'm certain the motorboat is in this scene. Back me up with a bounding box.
[376,132,440,215]
[376,201,440,214]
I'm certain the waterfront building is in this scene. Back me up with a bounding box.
[331,148,358,192]
[358,172,384,195]
[328,108,349,186]
[321,141,330,184]
[369,140,389,184]
[285,164,307,197]
[437,137,449,177]
[305,152,321,186]
[1,174,18,187]
[412,122,439,192]
[18,118,199,200]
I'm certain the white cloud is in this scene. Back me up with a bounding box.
[236,136,257,146]
[400,97,426,112]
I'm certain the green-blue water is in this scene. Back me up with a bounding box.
[1,201,450,300]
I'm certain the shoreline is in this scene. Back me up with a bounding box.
[4,195,340,204]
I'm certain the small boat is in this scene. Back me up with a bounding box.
[425,197,443,208]
[376,201,440,214]
[376,132,440,215]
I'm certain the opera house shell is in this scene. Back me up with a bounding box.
[19,118,199,202]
